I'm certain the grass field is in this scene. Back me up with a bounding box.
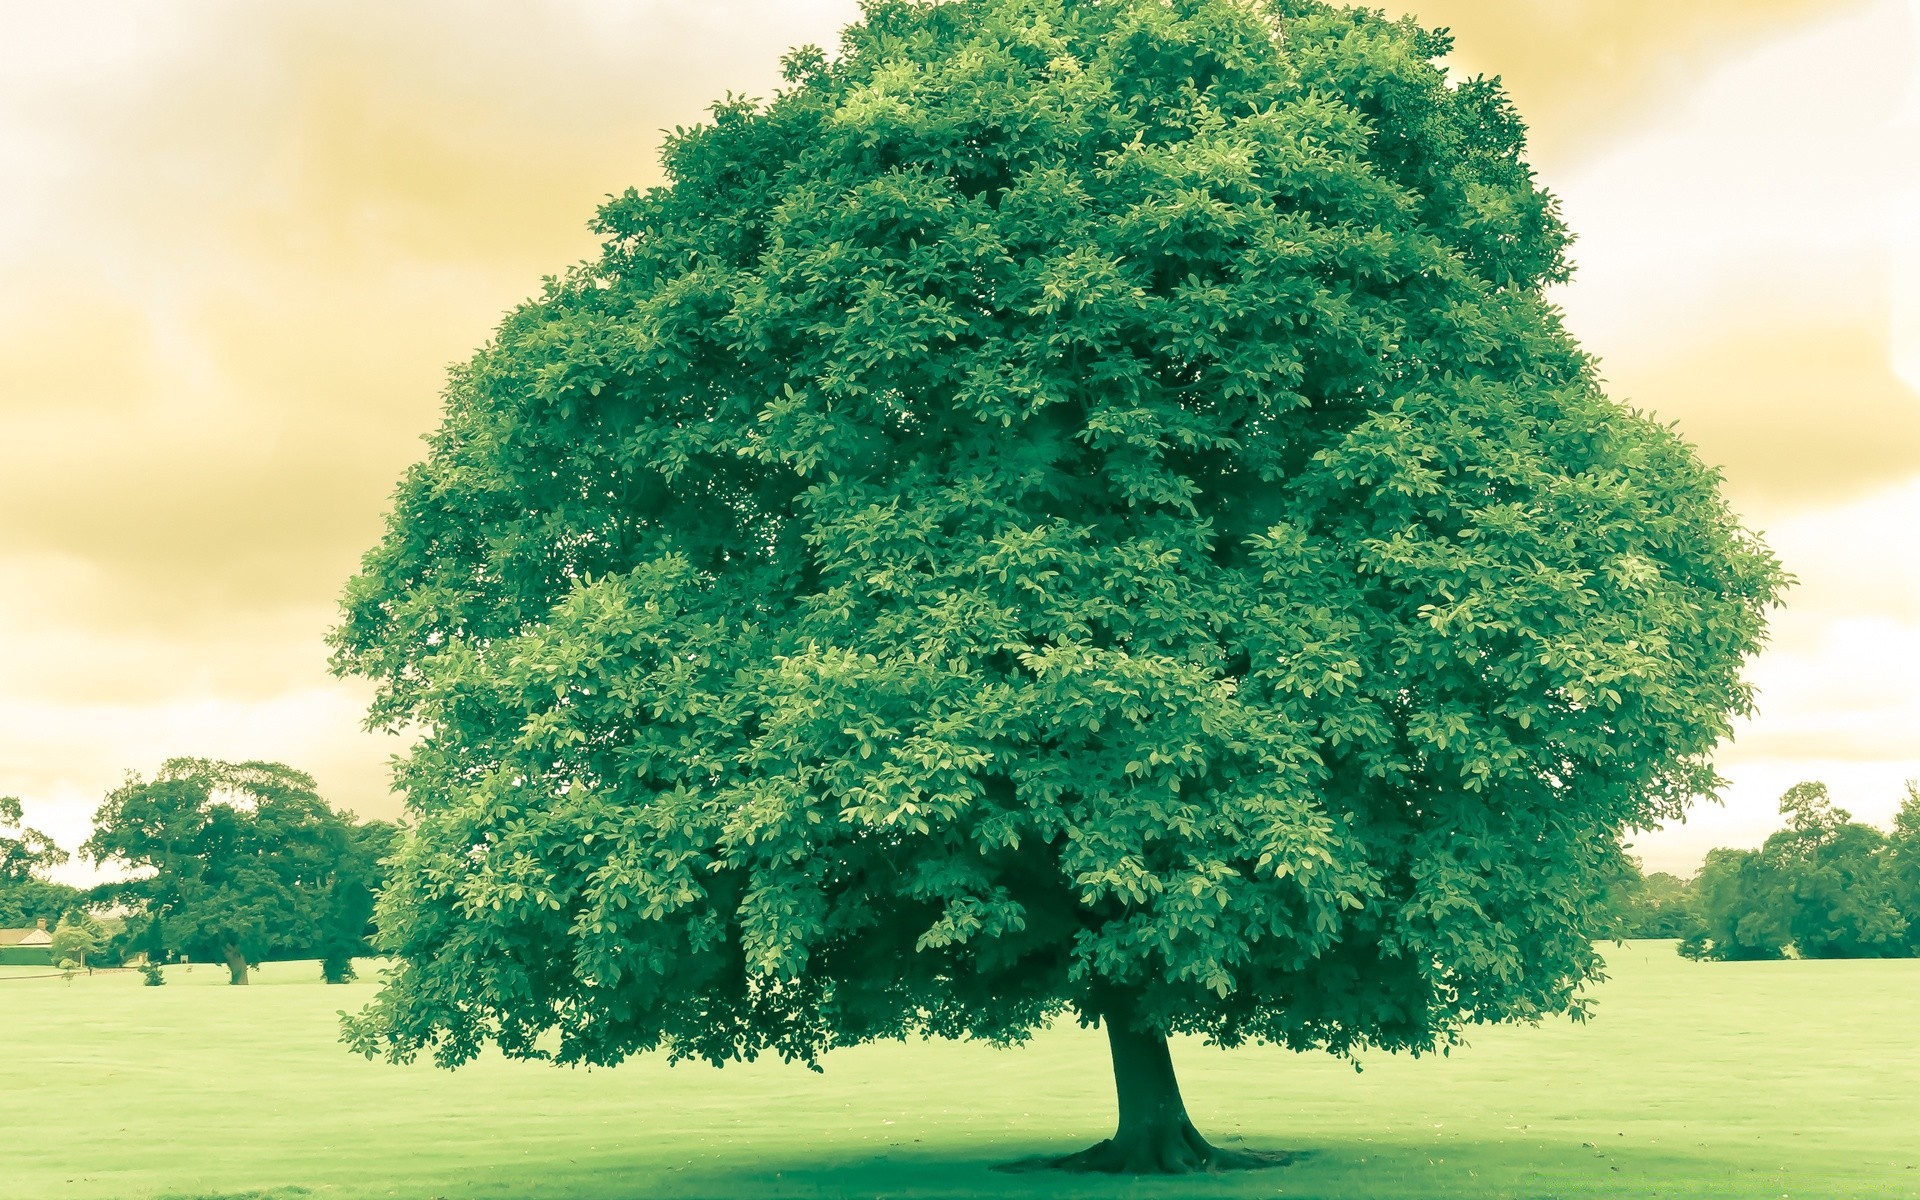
[2,943,1916,1200]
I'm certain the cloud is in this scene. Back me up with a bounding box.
[1601,324,1920,501]
[1745,477,1920,633]
[1729,614,1920,764]
[1630,477,1920,873]
[1381,0,1868,164]
[1632,758,1920,876]
[0,0,863,635]
[0,0,862,839]
[1541,0,1920,504]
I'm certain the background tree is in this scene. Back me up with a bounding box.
[1769,783,1905,958]
[1679,845,1786,961]
[1682,782,1907,960]
[0,796,80,929]
[1607,859,1695,940]
[1887,783,1920,956]
[49,911,107,973]
[316,819,399,984]
[84,759,354,985]
[333,0,1784,1172]
[1,795,65,879]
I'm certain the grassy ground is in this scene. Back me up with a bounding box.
[2,944,1915,1200]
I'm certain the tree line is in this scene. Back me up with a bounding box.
[19,765,1916,985]
[1611,781,1920,959]
[1,758,393,983]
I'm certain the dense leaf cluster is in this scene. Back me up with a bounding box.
[1679,782,1920,961]
[333,0,1783,1069]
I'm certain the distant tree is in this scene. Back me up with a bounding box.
[1608,860,1694,940]
[1680,845,1786,961]
[331,0,1784,1171]
[1,796,65,879]
[49,911,107,973]
[1682,783,1906,960]
[0,879,83,931]
[95,912,147,967]
[1887,782,1920,955]
[0,881,81,931]
[84,759,354,985]
[318,819,398,984]
[1770,783,1905,959]
[0,797,81,929]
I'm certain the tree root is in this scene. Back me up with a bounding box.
[994,1122,1295,1175]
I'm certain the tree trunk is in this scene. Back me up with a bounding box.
[999,1006,1292,1174]
[222,944,249,986]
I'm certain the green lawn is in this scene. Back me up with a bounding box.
[2,944,1915,1199]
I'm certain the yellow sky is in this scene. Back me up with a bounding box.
[2,0,1915,877]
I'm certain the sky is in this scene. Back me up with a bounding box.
[1,0,1915,880]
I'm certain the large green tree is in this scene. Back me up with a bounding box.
[84,759,355,985]
[333,0,1784,1172]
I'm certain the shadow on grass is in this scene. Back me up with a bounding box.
[455,1135,1751,1200]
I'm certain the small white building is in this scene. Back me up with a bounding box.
[0,919,55,964]
[0,918,53,949]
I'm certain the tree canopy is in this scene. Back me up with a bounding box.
[332,0,1784,1171]
[2,795,66,883]
[85,759,369,985]
[0,795,79,930]
[50,911,107,972]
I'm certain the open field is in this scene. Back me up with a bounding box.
[2,944,1916,1200]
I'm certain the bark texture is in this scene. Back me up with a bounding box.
[998,1016,1292,1174]
[223,944,250,986]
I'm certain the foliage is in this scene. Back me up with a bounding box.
[139,961,167,986]
[332,0,1781,1107]
[97,912,149,967]
[1678,846,1783,961]
[318,820,399,984]
[0,796,80,928]
[50,911,107,971]
[0,877,83,931]
[2,795,67,880]
[83,759,358,983]
[1886,782,1920,956]
[1606,861,1694,940]
[1681,782,1910,961]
